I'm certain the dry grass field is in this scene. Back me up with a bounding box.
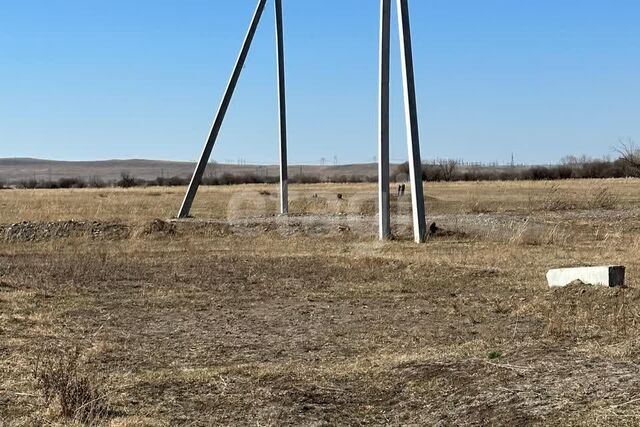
[3,179,640,425]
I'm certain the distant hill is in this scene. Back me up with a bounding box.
[0,158,383,183]
[1,157,631,185]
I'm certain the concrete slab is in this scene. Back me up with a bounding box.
[546,266,625,288]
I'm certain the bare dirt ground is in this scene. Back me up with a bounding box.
[2,180,640,426]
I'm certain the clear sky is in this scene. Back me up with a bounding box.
[1,0,638,165]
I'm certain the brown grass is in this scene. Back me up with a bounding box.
[2,179,640,425]
[33,347,112,424]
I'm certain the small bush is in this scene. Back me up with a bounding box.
[290,174,322,184]
[117,172,138,188]
[33,347,112,424]
[541,184,575,211]
[589,186,618,209]
[468,200,493,214]
[88,176,108,188]
[57,177,87,189]
[17,179,39,189]
[154,176,188,187]
[487,351,502,360]
[509,219,568,246]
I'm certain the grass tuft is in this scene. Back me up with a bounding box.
[33,347,113,424]
[487,351,503,360]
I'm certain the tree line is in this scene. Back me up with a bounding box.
[5,144,640,189]
[5,171,378,189]
[396,158,637,183]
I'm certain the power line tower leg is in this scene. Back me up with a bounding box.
[275,0,289,215]
[178,0,267,219]
[378,0,391,240]
[396,0,426,243]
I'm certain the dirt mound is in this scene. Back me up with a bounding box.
[134,219,177,237]
[168,220,233,237]
[170,216,361,238]
[549,281,630,297]
[0,221,130,242]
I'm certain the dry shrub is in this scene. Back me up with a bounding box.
[289,196,329,214]
[110,416,164,427]
[509,219,568,246]
[541,184,575,211]
[540,184,618,212]
[509,218,536,245]
[357,197,378,215]
[588,186,619,209]
[467,199,492,214]
[33,347,112,424]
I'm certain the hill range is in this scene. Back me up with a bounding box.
[0,158,384,183]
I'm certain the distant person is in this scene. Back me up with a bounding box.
[401,184,406,197]
[397,185,402,197]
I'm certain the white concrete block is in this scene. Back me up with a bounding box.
[546,266,625,288]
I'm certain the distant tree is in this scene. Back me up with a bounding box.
[393,162,410,182]
[615,139,640,176]
[560,155,580,166]
[438,159,458,182]
[88,176,108,188]
[57,177,86,189]
[117,172,137,188]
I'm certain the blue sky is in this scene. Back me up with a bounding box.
[1,0,638,164]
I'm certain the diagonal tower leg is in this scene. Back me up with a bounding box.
[378,0,391,240]
[396,0,427,243]
[178,0,268,219]
[274,0,289,215]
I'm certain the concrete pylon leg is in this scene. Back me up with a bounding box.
[396,0,426,243]
[378,0,391,240]
[178,0,267,219]
[275,0,289,215]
